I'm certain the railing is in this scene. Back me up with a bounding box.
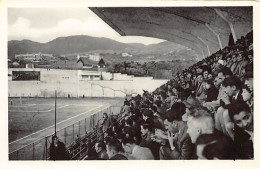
[9,100,124,160]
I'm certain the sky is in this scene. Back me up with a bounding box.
[8,8,165,45]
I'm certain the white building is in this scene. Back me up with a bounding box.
[77,53,100,62]
[122,53,133,57]
[15,53,53,61]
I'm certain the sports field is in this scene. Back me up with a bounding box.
[8,97,123,153]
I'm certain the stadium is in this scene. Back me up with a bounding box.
[8,6,254,160]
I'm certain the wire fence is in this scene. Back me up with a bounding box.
[9,100,124,160]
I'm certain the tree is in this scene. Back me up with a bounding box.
[98,58,105,68]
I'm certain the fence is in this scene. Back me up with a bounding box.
[9,100,124,160]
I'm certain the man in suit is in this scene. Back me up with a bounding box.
[215,76,244,138]
[122,137,154,160]
[158,109,195,160]
[202,67,233,112]
[195,74,206,100]
[94,141,109,160]
[228,102,253,159]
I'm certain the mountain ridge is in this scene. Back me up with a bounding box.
[8,35,196,61]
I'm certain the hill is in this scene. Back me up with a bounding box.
[8,35,197,61]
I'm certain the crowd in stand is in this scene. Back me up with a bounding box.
[84,31,253,160]
[50,31,253,160]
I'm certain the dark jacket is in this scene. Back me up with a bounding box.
[171,124,196,159]
[233,125,254,159]
[198,130,235,159]
[110,154,128,160]
[205,85,218,102]
[139,132,160,160]
[49,141,67,160]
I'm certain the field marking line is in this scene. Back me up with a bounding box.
[8,105,70,113]
[9,104,104,145]
[9,104,36,107]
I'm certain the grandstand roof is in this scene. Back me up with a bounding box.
[90,7,252,59]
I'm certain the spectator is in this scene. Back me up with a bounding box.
[202,67,233,112]
[106,139,128,160]
[122,137,154,160]
[101,113,113,136]
[94,141,109,160]
[195,135,233,160]
[228,102,253,159]
[204,79,218,102]
[159,109,195,159]
[139,123,160,159]
[241,84,253,113]
[216,76,243,138]
[49,135,67,160]
[195,74,206,101]
[230,53,238,73]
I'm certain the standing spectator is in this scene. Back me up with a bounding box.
[49,135,67,160]
[101,113,113,136]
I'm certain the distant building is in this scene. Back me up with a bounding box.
[122,53,133,57]
[15,53,53,61]
[26,63,35,68]
[77,57,98,69]
[77,53,100,62]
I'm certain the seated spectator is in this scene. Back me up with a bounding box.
[187,114,234,159]
[215,76,243,138]
[142,109,164,130]
[230,53,239,73]
[94,141,109,160]
[204,79,218,102]
[186,106,210,119]
[140,123,153,147]
[207,73,213,80]
[122,137,154,160]
[242,84,253,113]
[228,102,254,159]
[243,64,253,92]
[232,52,244,76]
[202,67,233,112]
[237,52,249,77]
[159,108,195,159]
[140,123,160,159]
[202,69,209,80]
[195,74,206,101]
[225,54,233,68]
[106,139,128,160]
[196,135,234,160]
[172,85,184,101]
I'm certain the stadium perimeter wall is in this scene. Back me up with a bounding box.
[8,68,168,97]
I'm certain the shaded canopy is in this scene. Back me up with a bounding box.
[90,7,252,59]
